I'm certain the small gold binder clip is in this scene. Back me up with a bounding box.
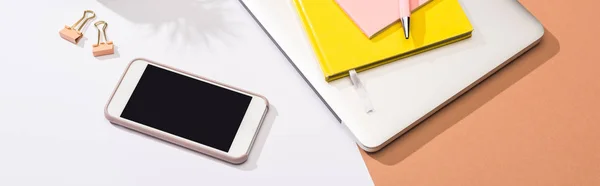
[59,10,96,44]
[92,21,115,57]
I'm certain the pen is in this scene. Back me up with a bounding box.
[399,0,410,39]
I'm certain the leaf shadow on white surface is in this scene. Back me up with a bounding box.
[98,0,240,48]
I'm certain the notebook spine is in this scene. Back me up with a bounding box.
[293,0,334,81]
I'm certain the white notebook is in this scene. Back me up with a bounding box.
[239,0,544,151]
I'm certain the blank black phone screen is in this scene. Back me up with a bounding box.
[120,64,252,152]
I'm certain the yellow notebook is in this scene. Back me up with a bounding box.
[294,0,474,82]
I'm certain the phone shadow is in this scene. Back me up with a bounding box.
[227,104,278,171]
[109,104,277,171]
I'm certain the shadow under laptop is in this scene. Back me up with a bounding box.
[109,104,278,171]
[365,29,560,165]
[97,0,241,48]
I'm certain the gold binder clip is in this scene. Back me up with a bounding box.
[92,21,115,57]
[59,10,96,44]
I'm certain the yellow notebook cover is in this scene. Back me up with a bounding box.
[294,0,474,82]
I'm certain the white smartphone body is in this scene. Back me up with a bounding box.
[105,58,269,164]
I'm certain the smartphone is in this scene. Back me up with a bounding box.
[104,58,269,164]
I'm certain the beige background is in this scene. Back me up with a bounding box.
[362,0,600,185]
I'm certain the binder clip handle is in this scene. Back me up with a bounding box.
[71,10,96,32]
[94,21,109,45]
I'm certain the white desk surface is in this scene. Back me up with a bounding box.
[0,0,373,185]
